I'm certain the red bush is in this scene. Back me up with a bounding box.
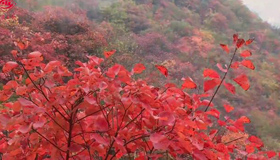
[0,35,277,159]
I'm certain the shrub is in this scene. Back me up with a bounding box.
[0,34,277,159]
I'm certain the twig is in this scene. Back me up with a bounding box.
[224,136,244,145]
[75,106,109,123]
[204,48,238,112]
[33,128,66,153]
[124,108,145,128]
[17,61,49,102]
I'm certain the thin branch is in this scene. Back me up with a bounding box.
[124,108,145,128]
[59,104,70,117]
[45,112,68,132]
[204,48,238,112]
[78,122,93,160]
[110,135,150,160]
[224,136,244,145]
[212,118,229,141]
[105,108,145,160]
[118,103,132,130]
[65,112,74,160]
[22,96,68,132]
[124,135,149,146]
[18,61,49,101]
[75,106,109,123]
[18,61,69,121]
[66,97,81,160]
[70,139,96,158]
[96,93,110,126]
[52,105,69,121]
[165,120,177,134]
[72,130,108,138]
[104,133,118,160]
[33,128,66,153]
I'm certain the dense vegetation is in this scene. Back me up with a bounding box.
[0,0,280,158]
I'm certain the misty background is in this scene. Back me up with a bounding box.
[243,0,280,27]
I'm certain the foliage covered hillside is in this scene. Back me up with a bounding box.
[1,0,280,151]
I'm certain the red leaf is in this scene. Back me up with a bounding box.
[223,104,234,113]
[218,120,226,126]
[33,120,45,129]
[245,38,254,45]
[227,126,239,132]
[223,82,235,94]
[233,34,238,44]
[182,77,197,89]
[240,50,252,57]
[209,129,218,139]
[158,111,175,126]
[104,49,116,58]
[16,86,27,96]
[94,116,109,132]
[86,55,104,65]
[203,69,220,78]
[246,145,255,154]
[28,51,42,59]
[233,74,250,91]
[193,149,208,160]
[116,152,124,159]
[248,136,263,148]
[18,124,31,134]
[106,64,121,78]
[191,138,204,151]
[155,65,168,77]
[15,41,29,50]
[231,62,240,69]
[135,154,145,160]
[266,151,276,158]
[44,61,61,72]
[150,133,170,150]
[10,50,18,57]
[241,60,255,70]
[238,116,251,123]
[220,44,230,53]
[207,108,220,119]
[2,61,18,73]
[91,133,109,145]
[133,63,146,74]
[118,70,131,84]
[236,39,245,48]
[18,98,37,107]
[204,79,220,92]
[12,101,21,112]
[216,63,227,72]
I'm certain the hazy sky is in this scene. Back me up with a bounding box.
[242,0,280,26]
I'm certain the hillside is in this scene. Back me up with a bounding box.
[1,0,280,150]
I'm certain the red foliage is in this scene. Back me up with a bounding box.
[0,6,108,72]
[0,34,277,160]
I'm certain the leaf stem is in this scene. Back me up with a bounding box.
[204,48,238,112]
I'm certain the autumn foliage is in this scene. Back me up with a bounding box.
[0,34,278,159]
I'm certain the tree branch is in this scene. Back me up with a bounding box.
[204,48,238,112]
[33,128,66,153]
[224,136,244,145]
[75,106,110,123]
[124,108,145,129]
